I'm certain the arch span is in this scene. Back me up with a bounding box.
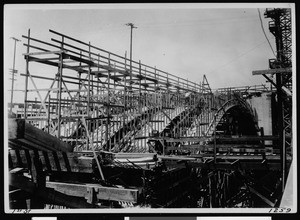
[205,96,259,137]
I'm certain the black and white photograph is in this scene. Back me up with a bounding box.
[3,3,296,214]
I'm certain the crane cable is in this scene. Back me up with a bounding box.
[257,8,277,58]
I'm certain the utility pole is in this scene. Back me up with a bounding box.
[9,37,21,115]
[125,23,137,90]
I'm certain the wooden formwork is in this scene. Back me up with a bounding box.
[19,29,266,154]
[20,29,212,153]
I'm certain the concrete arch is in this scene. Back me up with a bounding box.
[205,97,259,137]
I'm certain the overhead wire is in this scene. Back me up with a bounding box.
[207,39,268,76]
[257,8,277,57]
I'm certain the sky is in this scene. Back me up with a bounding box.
[3,3,294,103]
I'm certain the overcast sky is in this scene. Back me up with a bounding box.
[3,3,293,103]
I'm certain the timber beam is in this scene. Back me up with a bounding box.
[248,186,275,207]
[149,136,211,143]
[150,135,288,143]
[9,173,95,208]
[8,118,73,152]
[167,144,279,154]
[190,154,292,161]
[216,135,288,142]
[252,67,292,75]
[46,181,139,203]
[187,160,284,171]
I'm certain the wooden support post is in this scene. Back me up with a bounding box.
[57,52,63,139]
[139,60,142,113]
[87,68,91,116]
[123,51,127,143]
[113,63,116,149]
[52,151,61,172]
[47,95,51,133]
[107,53,111,152]
[81,117,105,180]
[214,114,217,163]
[29,150,46,208]
[42,151,52,172]
[208,174,212,207]
[15,150,23,167]
[62,152,71,172]
[24,149,32,170]
[24,29,30,119]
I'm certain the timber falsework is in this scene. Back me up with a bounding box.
[8,15,293,210]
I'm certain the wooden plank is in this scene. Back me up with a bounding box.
[216,135,282,142]
[187,161,283,171]
[15,150,23,167]
[27,55,88,73]
[17,149,29,166]
[14,138,51,152]
[114,156,154,163]
[150,135,285,143]
[198,122,209,125]
[10,167,26,174]
[150,137,211,143]
[23,50,64,56]
[52,151,62,172]
[167,144,277,154]
[62,152,72,172]
[114,152,156,159]
[42,151,52,172]
[95,186,138,203]
[62,53,94,65]
[31,150,41,184]
[54,152,68,171]
[37,150,47,168]
[20,150,53,172]
[158,155,196,161]
[24,150,32,171]
[249,186,275,207]
[46,181,139,203]
[252,67,292,75]
[190,154,292,161]
[8,140,26,150]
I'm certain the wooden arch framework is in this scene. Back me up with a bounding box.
[20,29,206,153]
